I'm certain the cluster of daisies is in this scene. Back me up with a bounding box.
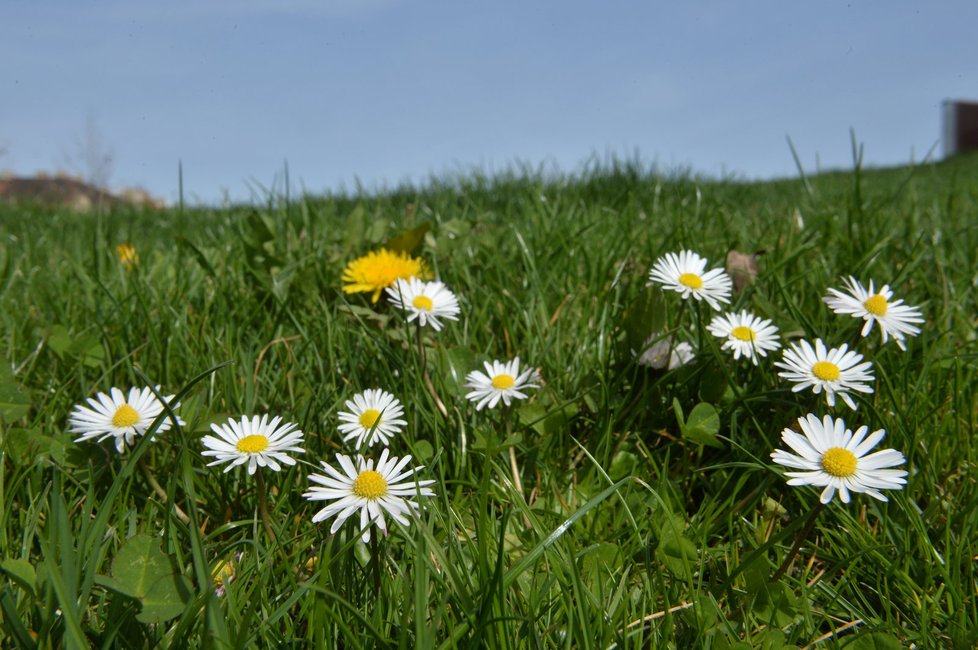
[67,249,543,545]
[647,250,921,505]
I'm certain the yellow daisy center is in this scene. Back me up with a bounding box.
[863,294,888,316]
[491,374,515,390]
[236,435,269,454]
[412,295,434,311]
[359,409,381,429]
[821,447,858,477]
[678,273,704,290]
[111,404,140,428]
[352,469,388,499]
[340,249,431,303]
[731,326,756,342]
[811,361,841,381]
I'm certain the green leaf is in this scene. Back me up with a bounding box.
[45,325,105,368]
[96,534,191,624]
[431,218,472,253]
[0,559,37,596]
[609,450,638,481]
[366,217,390,244]
[136,573,192,624]
[2,428,65,466]
[674,400,722,448]
[0,383,31,422]
[411,439,434,462]
[844,632,904,650]
[97,534,171,599]
[384,221,431,254]
[656,523,699,576]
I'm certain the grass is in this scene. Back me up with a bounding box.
[0,152,976,648]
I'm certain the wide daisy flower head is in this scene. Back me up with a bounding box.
[647,250,733,311]
[464,357,540,411]
[337,389,407,449]
[341,248,432,303]
[201,414,305,475]
[303,448,436,543]
[385,277,460,331]
[823,276,924,351]
[69,386,184,453]
[774,339,874,410]
[707,310,781,365]
[771,413,908,504]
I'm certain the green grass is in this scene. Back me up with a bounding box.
[1,153,976,648]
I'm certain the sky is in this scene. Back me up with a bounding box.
[1,0,975,205]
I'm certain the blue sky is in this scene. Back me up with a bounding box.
[2,1,975,204]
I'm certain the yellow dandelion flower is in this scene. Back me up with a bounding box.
[341,248,431,303]
[115,243,139,270]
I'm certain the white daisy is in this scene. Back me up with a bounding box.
[771,413,908,504]
[647,250,733,311]
[774,339,874,410]
[201,414,305,474]
[336,389,407,449]
[385,277,460,331]
[823,276,924,350]
[636,334,695,370]
[464,357,540,411]
[303,448,435,543]
[69,386,184,453]
[707,310,781,365]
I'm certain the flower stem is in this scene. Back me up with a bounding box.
[139,457,190,525]
[369,531,382,594]
[417,321,448,417]
[771,501,824,581]
[503,405,524,496]
[255,469,276,542]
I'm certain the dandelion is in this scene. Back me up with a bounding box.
[201,414,305,474]
[775,339,874,410]
[824,276,924,350]
[385,277,460,331]
[464,357,540,411]
[636,334,695,370]
[211,553,242,597]
[115,242,139,270]
[771,413,908,504]
[707,310,781,365]
[303,449,435,543]
[70,386,183,453]
[341,248,431,303]
[647,250,733,311]
[336,389,407,449]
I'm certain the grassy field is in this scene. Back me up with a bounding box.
[0,153,976,648]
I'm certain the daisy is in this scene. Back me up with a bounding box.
[464,357,540,411]
[69,386,183,453]
[201,414,305,474]
[647,250,733,311]
[337,389,407,449]
[771,413,908,504]
[303,448,435,543]
[341,248,431,303]
[823,276,924,350]
[774,339,874,410]
[707,310,781,365]
[385,277,461,331]
[636,334,695,370]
